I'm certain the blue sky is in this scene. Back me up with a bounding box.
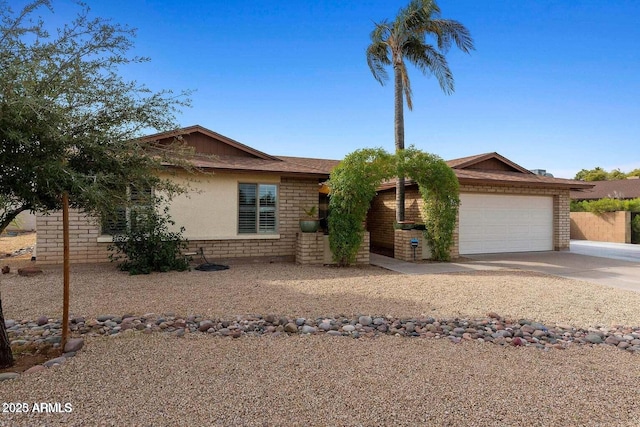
[24,1,640,178]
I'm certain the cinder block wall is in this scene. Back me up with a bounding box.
[35,210,110,264]
[296,232,369,265]
[36,177,320,264]
[570,211,630,243]
[394,229,423,261]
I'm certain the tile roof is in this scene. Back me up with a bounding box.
[570,178,640,200]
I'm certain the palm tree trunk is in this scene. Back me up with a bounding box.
[0,297,14,368]
[394,64,405,223]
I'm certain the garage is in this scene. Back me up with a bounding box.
[459,193,553,255]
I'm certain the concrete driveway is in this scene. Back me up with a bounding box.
[370,241,640,293]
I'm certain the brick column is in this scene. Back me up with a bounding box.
[394,229,423,262]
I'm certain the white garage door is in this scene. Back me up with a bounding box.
[459,194,553,255]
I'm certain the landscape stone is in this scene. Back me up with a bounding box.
[585,334,604,344]
[301,325,317,334]
[359,316,372,326]
[43,356,67,367]
[64,338,84,353]
[198,320,214,332]
[0,372,20,381]
[284,323,298,333]
[24,365,47,375]
[17,266,43,277]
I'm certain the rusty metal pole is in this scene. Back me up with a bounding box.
[62,191,70,350]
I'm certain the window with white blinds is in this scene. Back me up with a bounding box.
[238,183,278,234]
[102,185,153,235]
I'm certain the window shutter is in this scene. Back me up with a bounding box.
[238,183,257,233]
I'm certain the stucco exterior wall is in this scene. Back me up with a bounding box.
[570,211,630,243]
[35,174,320,264]
[165,171,280,240]
[5,210,36,232]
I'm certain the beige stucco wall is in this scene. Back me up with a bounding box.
[5,210,36,232]
[164,171,280,240]
[570,211,630,243]
[35,173,320,264]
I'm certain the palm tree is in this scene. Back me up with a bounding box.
[366,0,474,222]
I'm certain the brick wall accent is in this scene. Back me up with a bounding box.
[368,184,572,256]
[570,211,631,243]
[367,187,422,252]
[296,232,370,265]
[393,230,423,261]
[35,210,110,264]
[36,176,321,264]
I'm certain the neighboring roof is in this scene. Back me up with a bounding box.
[570,178,640,200]
[379,152,593,191]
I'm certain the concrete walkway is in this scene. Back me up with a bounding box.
[370,247,640,293]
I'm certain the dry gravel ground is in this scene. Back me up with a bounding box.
[1,261,640,425]
[2,263,640,328]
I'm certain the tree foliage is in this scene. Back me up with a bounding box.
[0,0,194,368]
[366,0,473,222]
[570,198,640,214]
[574,167,640,181]
[0,0,194,233]
[108,197,190,275]
[328,147,458,265]
[328,148,394,266]
[398,148,459,260]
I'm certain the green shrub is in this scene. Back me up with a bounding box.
[570,198,640,213]
[108,199,189,275]
[328,148,394,266]
[328,146,459,265]
[632,214,640,244]
[399,148,459,261]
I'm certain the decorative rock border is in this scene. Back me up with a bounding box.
[2,312,639,380]
[4,311,640,353]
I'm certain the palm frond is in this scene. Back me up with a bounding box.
[404,37,454,94]
[366,23,392,85]
[427,19,475,53]
[400,0,440,34]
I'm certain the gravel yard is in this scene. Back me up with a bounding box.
[2,262,640,328]
[1,260,640,425]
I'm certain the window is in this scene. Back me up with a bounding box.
[102,185,153,235]
[238,183,277,234]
